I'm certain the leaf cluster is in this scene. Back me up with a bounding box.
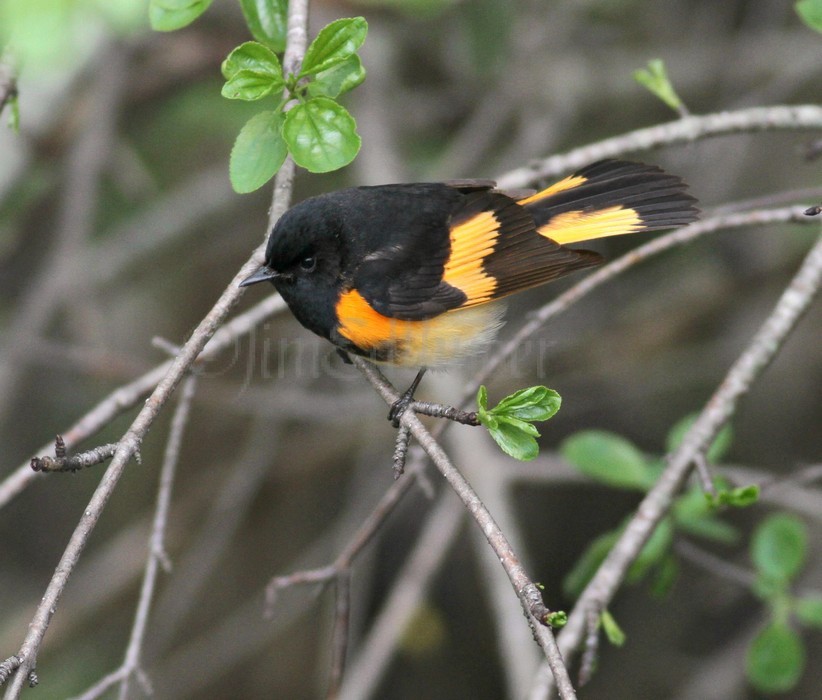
[476,385,561,461]
[149,1,367,191]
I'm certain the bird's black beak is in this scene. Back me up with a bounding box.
[240,265,278,287]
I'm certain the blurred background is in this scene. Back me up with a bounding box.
[0,0,820,698]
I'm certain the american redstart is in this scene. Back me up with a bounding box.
[241,159,698,417]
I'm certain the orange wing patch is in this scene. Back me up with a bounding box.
[538,205,643,245]
[516,174,588,206]
[441,210,499,305]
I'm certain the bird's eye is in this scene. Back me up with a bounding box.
[299,255,317,272]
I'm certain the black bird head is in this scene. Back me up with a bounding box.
[241,193,349,340]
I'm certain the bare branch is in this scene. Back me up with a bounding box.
[497,105,822,188]
[352,358,578,700]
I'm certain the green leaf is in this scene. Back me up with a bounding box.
[230,111,287,193]
[561,431,654,491]
[307,55,367,99]
[746,623,805,693]
[666,414,733,463]
[546,611,567,628]
[753,573,786,602]
[674,489,740,544]
[476,385,489,413]
[149,0,213,31]
[493,386,561,422]
[486,419,540,461]
[239,0,288,51]
[601,610,626,646]
[300,17,368,77]
[796,0,822,32]
[222,69,284,100]
[795,595,822,629]
[282,97,361,173]
[221,42,283,80]
[633,58,685,114]
[708,484,760,509]
[563,530,619,600]
[751,514,807,583]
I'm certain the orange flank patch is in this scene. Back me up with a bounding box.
[517,174,588,206]
[538,205,643,245]
[336,288,403,349]
[335,288,504,367]
[442,210,498,305]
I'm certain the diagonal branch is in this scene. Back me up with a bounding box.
[0,0,311,690]
[352,358,578,700]
[526,232,822,699]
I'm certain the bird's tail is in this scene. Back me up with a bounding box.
[518,159,699,246]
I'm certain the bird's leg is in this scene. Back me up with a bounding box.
[388,368,427,427]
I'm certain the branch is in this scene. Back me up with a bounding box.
[352,358,578,700]
[497,105,822,188]
[0,8,309,692]
[527,232,822,699]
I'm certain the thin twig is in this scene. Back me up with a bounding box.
[497,105,822,188]
[527,232,822,700]
[118,374,197,700]
[410,401,479,425]
[148,418,284,656]
[30,439,117,473]
[691,453,717,498]
[327,571,352,699]
[392,424,411,479]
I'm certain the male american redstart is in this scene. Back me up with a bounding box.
[240,159,698,416]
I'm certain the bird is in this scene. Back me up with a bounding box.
[240,159,698,421]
